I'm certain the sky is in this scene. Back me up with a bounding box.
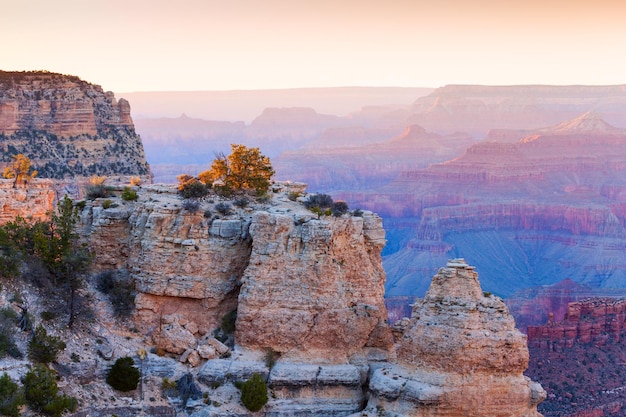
[3,0,626,93]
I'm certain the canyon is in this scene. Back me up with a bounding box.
[0,179,544,416]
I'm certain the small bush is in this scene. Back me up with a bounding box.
[177,175,208,199]
[182,199,200,212]
[106,357,140,392]
[129,176,142,186]
[22,364,77,417]
[40,311,57,322]
[287,191,301,201]
[85,184,108,199]
[215,202,231,215]
[264,348,280,370]
[28,325,66,364]
[352,208,363,217]
[332,201,349,217]
[161,377,178,397]
[102,199,112,209]
[240,373,268,412]
[233,197,249,208]
[203,209,212,218]
[121,187,138,201]
[0,372,25,417]
[304,194,333,210]
[95,270,136,318]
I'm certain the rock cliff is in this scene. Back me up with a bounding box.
[0,178,543,416]
[526,297,626,416]
[359,113,626,297]
[356,259,545,417]
[0,71,150,178]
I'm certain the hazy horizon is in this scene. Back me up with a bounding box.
[4,0,626,93]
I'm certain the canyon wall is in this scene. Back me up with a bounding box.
[526,297,626,417]
[0,71,150,179]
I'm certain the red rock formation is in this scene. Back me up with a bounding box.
[0,71,150,179]
[358,259,545,417]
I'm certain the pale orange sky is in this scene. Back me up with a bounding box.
[3,0,626,93]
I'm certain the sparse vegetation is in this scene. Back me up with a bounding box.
[287,191,301,201]
[240,373,268,412]
[305,193,334,217]
[2,153,37,188]
[121,186,138,201]
[182,199,200,212]
[28,325,66,364]
[22,364,77,417]
[0,372,25,417]
[177,174,208,199]
[215,202,231,215]
[95,270,136,318]
[200,144,274,196]
[106,357,140,392]
[129,176,142,186]
[85,175,108,199]
[332,201,349,217]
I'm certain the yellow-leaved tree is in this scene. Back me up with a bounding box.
[200,144,274,195]
[2,154,38,188]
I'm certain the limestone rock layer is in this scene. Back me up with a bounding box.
[0,71,150,178]
[359,259,545,417]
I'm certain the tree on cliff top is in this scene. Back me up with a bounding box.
[199,144,274,196]
[2,154,37,188]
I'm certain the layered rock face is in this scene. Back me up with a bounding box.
[0,178,56,223]
[236,210,393,362]
[363,113,626,297]
[357,259,545,417]
[0,71,150,178]
[82,183,394,366]
[525,297,626,417]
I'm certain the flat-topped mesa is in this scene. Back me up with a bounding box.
[359,259,545,417]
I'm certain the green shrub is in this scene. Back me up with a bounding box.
[96,270,136,318]
[106,357,140,392]
[215,202,231,215]
[22,364,77,417]
[240,373,268,412]
[287,191,301,201]
[177,175,208,199]
[0,308,22,359]
[0,372,24,417]
[332,201,349,217]
[121,187,138,201]
[102,199,112,209]
[182,199,200,212]
[233,197,249,208]
[28,325,66,364]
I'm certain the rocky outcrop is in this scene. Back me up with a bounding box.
[0,178,56,223]
[0,71,150,179]
[357,259,544,417]
[81,182,394,366]
[525,297,626,417]
[527,298,626,349]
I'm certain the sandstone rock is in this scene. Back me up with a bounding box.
[187,350,201,367]
[197,359,268,384]
[365,259,545,417]
[155,321,196,355]
[0,71,150,179]
[236,211,395,363]
[196,344,217,360]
